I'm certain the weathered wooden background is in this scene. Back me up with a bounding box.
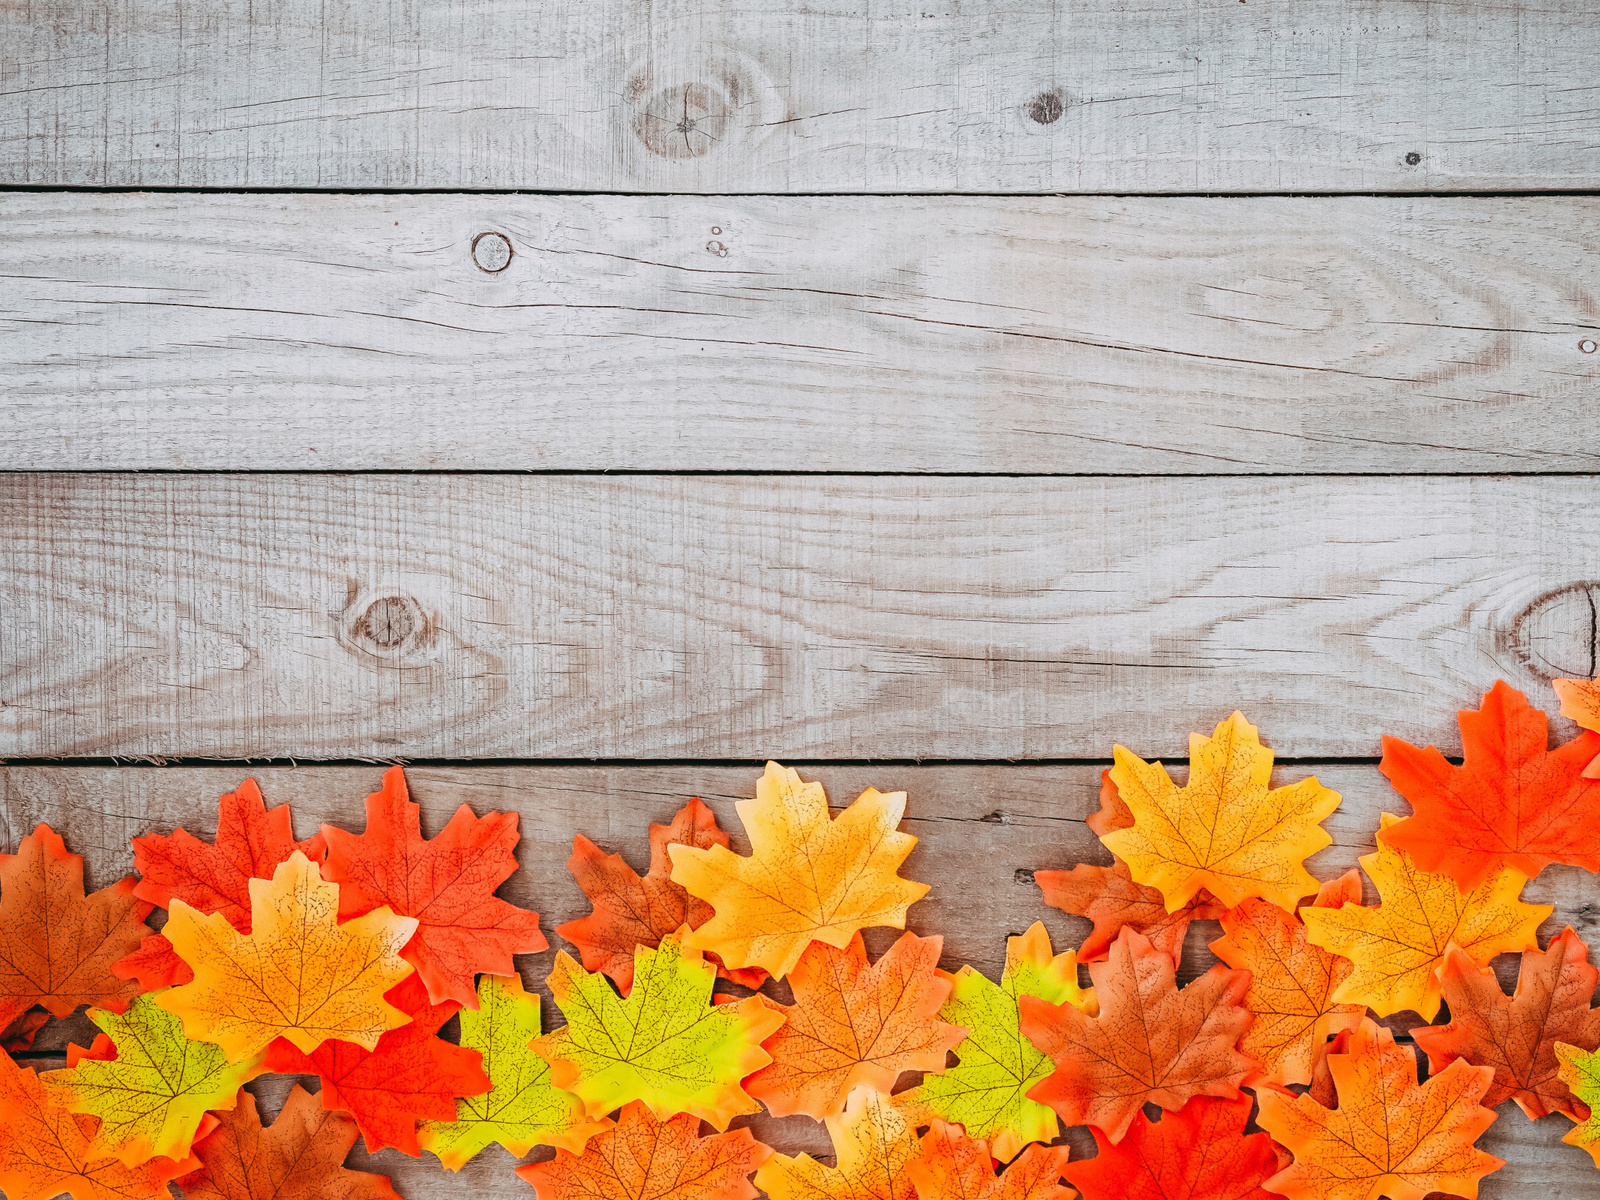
[3,0,1600,1195]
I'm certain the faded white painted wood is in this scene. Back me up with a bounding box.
[3,473,1598,761]
[3,0,1599,193]
[2,763,1593,1196]
[4,193,1600,472]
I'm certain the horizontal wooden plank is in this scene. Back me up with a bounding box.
[4,193,1600,472]
[5,473,1599,760]
[3,0,1599,192]
[1,763,1594,1196]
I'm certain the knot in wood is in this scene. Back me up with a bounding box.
[1027,89,1065,125]
[472,232,514,273]
[346,593,432,660]
[1510,582,1600,681]
[634,82,729,159]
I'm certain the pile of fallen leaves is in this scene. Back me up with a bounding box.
[4,678,1600,1199]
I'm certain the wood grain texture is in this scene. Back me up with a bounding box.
[2,762,1593,1196]
[4,194,1600,472]
[3,473,1599,761]
[4,0,1600,193]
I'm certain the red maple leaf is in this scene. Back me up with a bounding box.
[263,972,490,1157]
[1381,680,1600,890]
[320,766,547,1007]
[111,778,324,988]
[556,799,767,990]
[1062,1095,1280,1200]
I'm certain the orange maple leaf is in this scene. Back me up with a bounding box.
[1300,814,1549,1020]
[1553,676,1600,778]
[745,931,966,1119]
[155,851,418,1063]
[907,1121,1072,1200]
[669,763,928,980]
[756,1087,921,1200]
[320,766,547,1007]
[0,824,152,1031]
[1018,926,1255,1143]
[556,799,766,990]
[1101,713,1341,912]
[0,1048,196,1200]
[1037,859,1223,968]
[1381,681,1600,890]
[1413,927,1600,1121]
[176,1085,400,1200]
[1209,870,1366,1087]
[1256,1018,1503,1200]
[1061,1095,1280,1200]
[518,1100,771,1200]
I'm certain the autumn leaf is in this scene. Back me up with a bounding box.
[1018,925,1254,1143]
[1301,814,1550,1020]
[905,923,1090,1163]
[668,763,929,980]
[1554,676,1600,777]
[175,1084,401,1200]
[0,823,152,1030]
[1086,768,1132,837]
[1038,860,1223,968]
[1208,871,1365,1087]
[1,1011,49,1052]
[44,992,264,1166]
[518,1100,771,1200]
[0,1049,197,1200]
[320,765,547,1007]
[746,931,963,1120]
[1101,713,1341,912]
[1413,928,1600,1121]
[1061,1095,1279,1200]
[155,850,418,1063]
[1381,680,1600,890]
[533,930,784,1129]
[756,1086,921,1200]
[1256,1018,1502,1200]
[556,798,766,990]
[115,778,326,990]
[907,1121,1073,1200]
[262,972,490,1157]
[419,973,607,1170]
[1554,1042,1600,1165]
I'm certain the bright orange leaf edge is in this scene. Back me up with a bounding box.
[0,678,1595,1198]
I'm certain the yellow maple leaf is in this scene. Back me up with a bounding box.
[154,851,419,1063]
[1101,712,1342,912]
[668,763,929,979]
[756,1086,920,1200]
[1301,815,1550,1020]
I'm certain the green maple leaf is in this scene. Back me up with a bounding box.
[904,922,1092,1162]
[45,992,266,1166]
[532,929,784,1129]
[421,973,608,1170]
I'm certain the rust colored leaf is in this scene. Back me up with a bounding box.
[1413,927,1600,1121]
[668,763,928,980]
[746,931,965,1119]
[1102,713,1341,912]
[0,1048,195,1200]
[1382,680,1600,890]
[556,799,766,990]
[0,824,152,1031]
[1037,859,1223,968]
[1256,1019,1502,1200]
[908,1121,1072,1200]
[176,1084,402,1200]
[262,972,491,1156]
[1086,769,1133,837]
[1552,676,1600,777]
[321,765,548,1007]
[1018,926,1255,1143]
[1209,871,1365,1087]
[517,1100,771,1200]
[114,778,325,990]
[1061,1095,1279,1200]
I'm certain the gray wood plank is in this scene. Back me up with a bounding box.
[4,0,1600,193]
[3,193,1599,473]
[3,473,1599,761]
[2,763,1595,1196]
